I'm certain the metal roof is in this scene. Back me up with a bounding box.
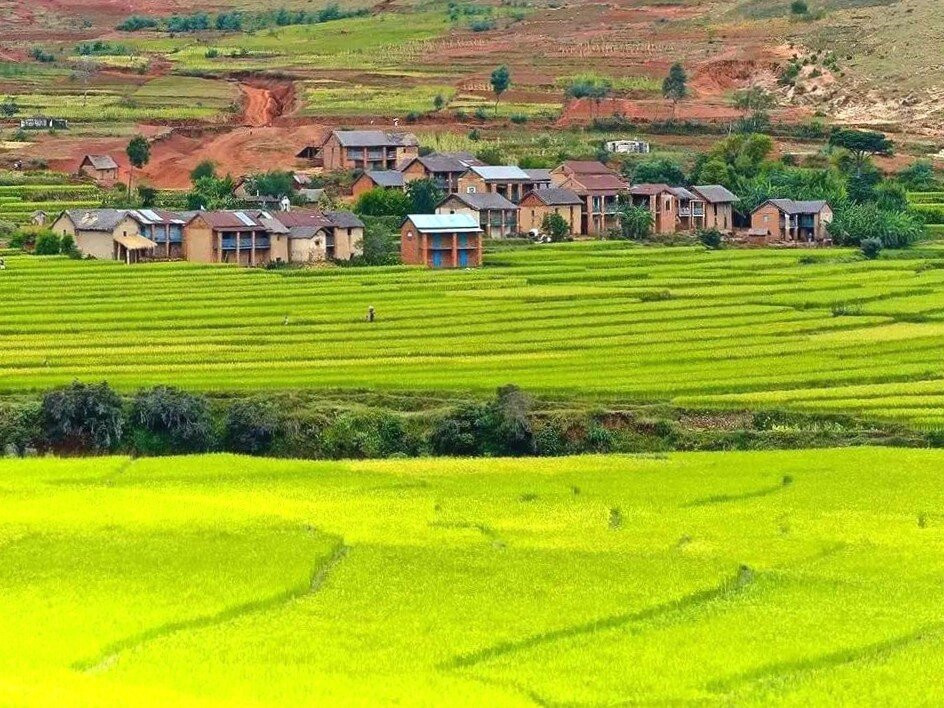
[469,165,531,181]
[522,168,553,183]
[365,170,405,187]
[334,130,418,148]
[406,213,482,233]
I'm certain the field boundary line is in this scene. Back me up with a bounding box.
[72,534,349,673]
[440,566,756,670]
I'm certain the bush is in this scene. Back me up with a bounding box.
[0,400,41,456]
[429,402,493,456]
[473,107,489,121]
[41,381,123,453]
[509,113,528,124]
[33,232,61,255]
[790,0,808,14]
[128,386,214,454]
[697,228,723,249]
[861,237,883,259]
[541,212,570,241]
[492,384,534,456]
[59,234,81,259]
[224,399,280,454]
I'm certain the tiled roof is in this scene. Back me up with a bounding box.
[81,154,118,170]
[334,130,418,148]
[189,210,268,230]
[692,185,739,203]
[558,160,614,176]
[324,211,365,229]
[766,199,829,215]
[570,174,628,193]
[523,187,583,206]
[64,209,130,232]
[443,192,518,211]
[365,170,406,187]
[629,183,673,196]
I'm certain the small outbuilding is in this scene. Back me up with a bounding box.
[78,154,119,185]
[751,199,833,243]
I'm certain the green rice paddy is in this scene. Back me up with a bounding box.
[5,242,944,426]
[3,447,944,704]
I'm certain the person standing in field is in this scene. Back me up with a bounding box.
[367,306,375,322]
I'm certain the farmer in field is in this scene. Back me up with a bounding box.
[367,306,375,323]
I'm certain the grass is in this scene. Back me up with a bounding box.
[5,242,944,426]
[301,80,457,117]
[3,447,944,703]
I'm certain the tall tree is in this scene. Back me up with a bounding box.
[828,129,893,177]
[662,63,688,119]
[125,135,150,200]
[490,65,511,113]
[406,178,444,214]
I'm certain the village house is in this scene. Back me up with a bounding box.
[399,152,482,194]
[518,187,584,236]
[669,187,704,232]
[457,165,551,204]
[297,130,419,171]
[751,199,834,243]
[691,185,739,232]
[20,116,68,131]
[78,154,119,185]
[436,191,519,239]
[130,209,189,260]
[276,210,365,262]
[183,210,289,266]
[350,170,406,199]
[401,213,482,268]
[551,161,628,236]
[605,139,650,154]
[51,209,156,263]
[628,184,684,235]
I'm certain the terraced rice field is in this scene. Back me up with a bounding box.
[0,184,102,223]
[3,447,944,704]
[5,242,944,426]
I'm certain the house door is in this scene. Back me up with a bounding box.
[458,249,469,267]
[432,250,443,267]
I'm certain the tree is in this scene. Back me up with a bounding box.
[406,178,444,214]
[429,402,493,456]
[732,86,776,112]
[897,161,937,192]
[187,175,237,210]
[246,170,294,198]
[125,135,150,200]
[616,202,654,240]
[490,65,511,113]
[662,63,688,119]
[190,160,217,182]
[353,187,411,219]
[33,232,62,255]
[491,385,534,456]
[631,158,686,185]
[828,129,893,176]
[128,386,214,454]
[0,95,19,117]
[541,212,570,241]
[138,185,158,208]
[433,93,446,112]
[224,399,279,455]
[565,74,613,117]
[40,381,123,453]
[790,0,809,14]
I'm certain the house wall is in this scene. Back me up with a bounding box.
[456,174,487,195]
[396,146,419,165]
[51,215,76,240]
[333,226,363,260]
[401,161,430,184]
[751,204,784,239]
[653,192,679,234]
[351,175,382,199]
[289,233,327,263]
[184,220,216,263]
[270,233,289,263]
[401,220,422,265]
[321,135,344,171]
[703,202,734,231]
[518,199,583,236]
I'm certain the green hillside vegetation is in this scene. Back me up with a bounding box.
[3,448,944,704]
[5,243,944,426]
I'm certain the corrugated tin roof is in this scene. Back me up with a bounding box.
[416,154,471,173]
[470,165,531,181]
[407,213,481,232]
[692,185,739,203]
[522,168,553,182]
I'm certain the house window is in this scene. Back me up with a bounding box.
[764,215,769,223]
[466,186,476,194]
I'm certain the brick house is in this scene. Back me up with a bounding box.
[297,130,418,171]
[401,214,482,268]
[399,152,482,194]
[691,185,739,232]
[350,170,406,199]
[518,187,584,236]
[751,199,834,243]
[457,165,551,204]
[183,211,289,266]
[276,210,365,263]
[130,209,188,260]
[78,154,119,185]
[436,191,519,239]
[628,184,683,234]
